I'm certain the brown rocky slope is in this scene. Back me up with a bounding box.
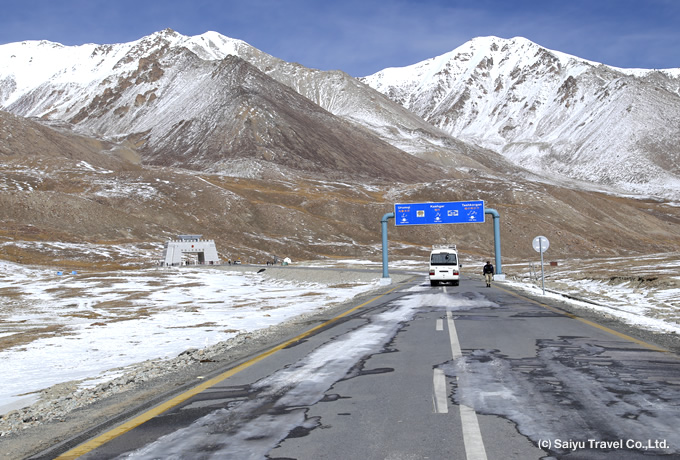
[2,127,679,269]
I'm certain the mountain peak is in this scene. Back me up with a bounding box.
[2,31,680,198]
[361,36,680,199]
[1,31,446,183]
[158,27,179,36]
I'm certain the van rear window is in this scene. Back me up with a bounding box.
[431,253,457,265]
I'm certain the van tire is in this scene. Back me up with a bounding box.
[430,280,438,287]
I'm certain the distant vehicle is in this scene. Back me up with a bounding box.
[429,244,460,286]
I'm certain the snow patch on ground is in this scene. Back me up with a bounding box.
[501,253,680,335]
[0,262,387,414]
[1,254,678,422]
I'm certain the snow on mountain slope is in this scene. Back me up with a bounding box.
[0,30,522,179]
[0,30,251,108]
[3,31,680,197]
[3,32,680,268]
[0,30,448,182]
[361,36,680,199]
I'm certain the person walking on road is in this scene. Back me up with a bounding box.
[483,260,494,287]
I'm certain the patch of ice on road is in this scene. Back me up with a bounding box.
[443,341,680,455]
[117,284,493,458]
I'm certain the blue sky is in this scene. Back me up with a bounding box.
[1,0,679,76]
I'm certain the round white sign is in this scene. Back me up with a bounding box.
[532,236,550,253]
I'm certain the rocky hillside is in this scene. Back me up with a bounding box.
[1,35,446,183]
[0,30,535,179]
[1,31,680,268]
[2,110,679,268]
[361,36,680,199]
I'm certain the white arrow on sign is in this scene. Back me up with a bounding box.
[532,236,549,253]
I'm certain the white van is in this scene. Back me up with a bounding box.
[429,244,460,286]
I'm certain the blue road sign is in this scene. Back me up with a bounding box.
[394,201,485,226]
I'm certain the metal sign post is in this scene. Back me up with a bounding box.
[532,236,550,295]
[380,212,395,284]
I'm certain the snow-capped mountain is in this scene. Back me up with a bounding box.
[361,36,680,199]
[4,31,680,197]
[0,30,252,111]
[0,30,455,182]
[2,30,680,264]
[0,30,531,181]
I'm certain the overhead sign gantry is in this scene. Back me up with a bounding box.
[381,201,504,284]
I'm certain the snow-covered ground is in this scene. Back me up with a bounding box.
[0,260,417,415]
[1,255,678,419]
[502,252,680,334]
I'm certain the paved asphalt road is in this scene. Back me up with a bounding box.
[44,274,680,459]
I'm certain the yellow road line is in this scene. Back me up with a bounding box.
[495,284,669,353]
[56,282,406,459]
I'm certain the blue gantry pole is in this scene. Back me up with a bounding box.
[485,208,503,276]
[381,212,395,280]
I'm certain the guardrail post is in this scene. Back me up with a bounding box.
[381,212,395,284]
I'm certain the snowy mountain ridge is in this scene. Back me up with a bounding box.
[361,36,680,199]
[2,30,680,198]
[0,30,259,124]
[0,31,251,104]
[3,30,433,181]
[0,29,514,181]
[2,30,680,268]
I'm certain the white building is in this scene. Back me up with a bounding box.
[161,235,220,266]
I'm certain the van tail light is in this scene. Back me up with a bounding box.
[453,271,459,275]
[429,270,435,276]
